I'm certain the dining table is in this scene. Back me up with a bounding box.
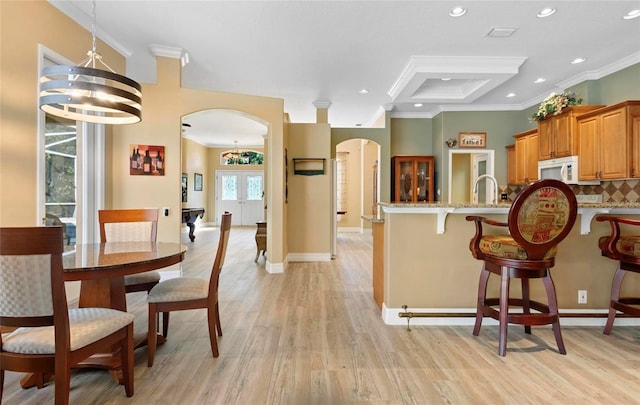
[20,241,186,389]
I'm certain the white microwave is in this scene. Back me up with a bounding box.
[537,156,599,185]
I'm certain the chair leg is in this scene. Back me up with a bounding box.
[54,357,71,405]
[121,323,134,397]
[521,278,532,335]
[604,266,625,335]
[543,272,566,355]
[498,266,510,357]
[148,303,158,367]
[207,306,220,357]
[473,264,490,336]
[215,302,222,337]
[1,369,4,403]
[162,312,170,338]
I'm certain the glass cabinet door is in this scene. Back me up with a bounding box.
[399,161,413,201]
[416,161,429,202]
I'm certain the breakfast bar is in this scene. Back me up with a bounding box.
[375,201,640,326]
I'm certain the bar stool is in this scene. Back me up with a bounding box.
[596,215,640,334]
[466,179,577,356]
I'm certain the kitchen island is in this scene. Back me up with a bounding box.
[375,201,640,326]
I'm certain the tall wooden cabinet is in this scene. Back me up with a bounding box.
[513,129,539,185]
[577,101,640,180]
[391,156,435,202]
[537,105,603,160]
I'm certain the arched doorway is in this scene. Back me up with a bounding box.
[181,109,269,229]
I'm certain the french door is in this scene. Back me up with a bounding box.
[216,170,264,226]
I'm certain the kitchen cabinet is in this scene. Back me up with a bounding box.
[506,144,516,185]
[538,105,603,161]
[391,156,434,202]
[513,129,538,185]
[577,101,640,180]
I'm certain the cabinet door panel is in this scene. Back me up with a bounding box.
[577,116,599,180]
[633,117,640,178]
[600,108,629,179]
[515,136,528,184]
[538,119,553,160]
[554,114,572,158]
[527,135,539,181]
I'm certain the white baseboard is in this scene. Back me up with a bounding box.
[266,260,285,274]
[382,304,640,327]
[287,252,332,262]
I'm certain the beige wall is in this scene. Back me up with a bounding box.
[0,1,123,226]
[181,138,208,221]
[288,123,331,255]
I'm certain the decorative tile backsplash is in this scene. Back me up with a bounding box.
[502,179,640,203]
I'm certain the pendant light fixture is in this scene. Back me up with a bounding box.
[223,141,248,164]
[39,0,142,124]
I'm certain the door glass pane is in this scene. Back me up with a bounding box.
[245,175,263,200]
[44,115,77,248]
[221,175,238,200]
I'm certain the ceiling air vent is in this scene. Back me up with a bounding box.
[486,27,518,37]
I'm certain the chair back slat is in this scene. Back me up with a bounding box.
[208,212,232,298]
[99,209,158,243]
[0,227,64,327]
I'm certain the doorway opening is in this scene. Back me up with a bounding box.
[448,149,495,204]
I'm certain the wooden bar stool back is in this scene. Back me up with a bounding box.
[466,179,577,356]
[596,215,640,334]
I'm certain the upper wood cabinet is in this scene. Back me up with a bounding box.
[506,144,516,185]
[513,129,538,185]
[391,156,435,202]
[577,101,640,180]
[537,105,603,161]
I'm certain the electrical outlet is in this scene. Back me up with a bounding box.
[578,290,587,304]
[163,207,169,217]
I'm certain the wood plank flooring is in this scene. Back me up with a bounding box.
[3,226,640,404]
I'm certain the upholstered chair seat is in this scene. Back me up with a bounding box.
[598,235,640,258]
[147,278,208,303]
[479,235,557,260]
[124,270,162,287]
[2,308,133,354]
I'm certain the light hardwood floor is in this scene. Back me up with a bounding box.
[3,226,639,404]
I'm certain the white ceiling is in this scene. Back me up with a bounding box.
[50,1,640,148]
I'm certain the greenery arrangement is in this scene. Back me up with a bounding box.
[530,92,583,122]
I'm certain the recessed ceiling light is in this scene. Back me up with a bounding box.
[534,77,546,84]
[623,9,640,20]
[359,89,369,94]
[537,8,556,18]
[441,77,452,81]
[571,57,586,64]
[414,103,423,107]
[449,7,467,17]
[506,93,516,98]
[356,123,362,127]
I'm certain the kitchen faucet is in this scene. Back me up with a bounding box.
[472,174,499,204]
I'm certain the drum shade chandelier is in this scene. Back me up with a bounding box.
[39,0,142,124]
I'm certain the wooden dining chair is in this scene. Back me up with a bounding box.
[0,226,134,404]
[596,215,640,334]
[98,209,161,293]
[466,179,577,356]
[146,212,232,367]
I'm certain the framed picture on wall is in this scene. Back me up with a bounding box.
[130,144,165,175]
[181,173,188,202]
[458,132,486,148]
[194,173,203,191]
